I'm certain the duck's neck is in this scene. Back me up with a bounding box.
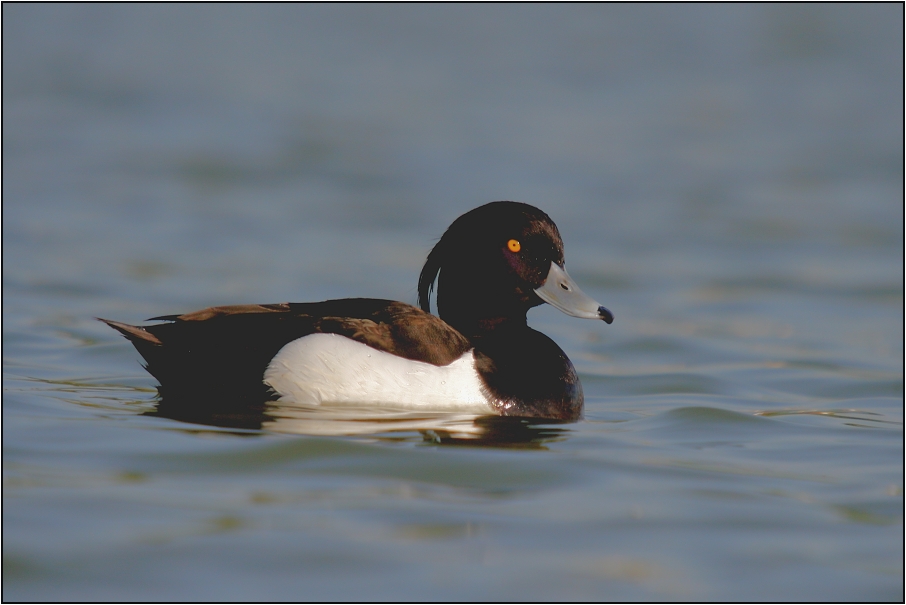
[440,309,529,341]
[435,272,535,340]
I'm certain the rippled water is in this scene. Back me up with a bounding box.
[3,5,903,601]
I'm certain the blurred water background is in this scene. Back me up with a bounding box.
[3,4,903,601]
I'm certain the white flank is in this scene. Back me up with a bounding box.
[263,333,495,413]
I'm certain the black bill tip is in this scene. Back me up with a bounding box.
[598,306,614,324]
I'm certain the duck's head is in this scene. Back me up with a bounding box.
[418,201,613,334]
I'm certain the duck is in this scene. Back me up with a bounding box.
[100,201,613,421]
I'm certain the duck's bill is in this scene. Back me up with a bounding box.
[534,262,614,324]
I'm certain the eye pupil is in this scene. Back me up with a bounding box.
[560,282,569,291]
[507,239,521,253]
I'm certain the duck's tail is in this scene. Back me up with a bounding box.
[97,318,162,346]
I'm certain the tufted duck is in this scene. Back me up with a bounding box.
[101,201,613,421]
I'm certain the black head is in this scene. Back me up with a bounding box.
[418,201,612,335]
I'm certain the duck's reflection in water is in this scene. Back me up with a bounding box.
[148,396,570,448]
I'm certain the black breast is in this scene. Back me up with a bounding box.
[472,326,583,421]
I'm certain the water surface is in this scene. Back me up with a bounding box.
[3,5,903,601]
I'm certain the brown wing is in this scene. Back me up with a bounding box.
[100,298,471,403]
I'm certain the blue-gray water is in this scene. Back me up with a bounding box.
[3,5,903,601]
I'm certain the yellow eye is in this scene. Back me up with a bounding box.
[507,239,521,253]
